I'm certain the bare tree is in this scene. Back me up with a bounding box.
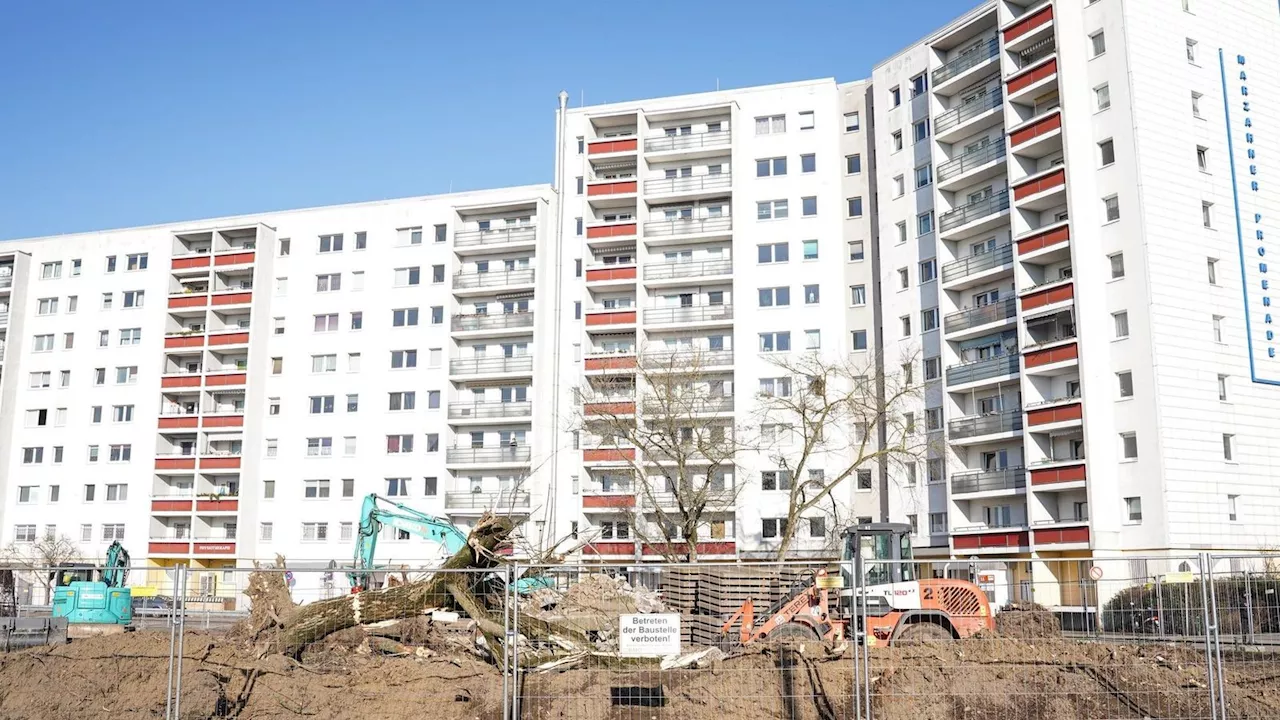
[572,350,750,562]
[753,349,931,559]
[1,533,85,603]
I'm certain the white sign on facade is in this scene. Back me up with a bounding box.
[618,613,681,657]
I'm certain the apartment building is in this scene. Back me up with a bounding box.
[2,0,1278,598]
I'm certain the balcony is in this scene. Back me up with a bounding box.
[1015,221,1071,259]
[932,37,999,93]
[444,491,532,512]
[447,402,533,420]
[586,221,638,240]
[453,226,537,250]
[944,297,1016,335]
[936,141,1007,190]
[1009,109,1063,158]
[449,355,534,377]
[1029,460,1086,488]
[1032,524,1090,548]
[648,490,736,508]
[935,89,1004,143]
[1011,168,1066,211]
[948,409,1023,441]
[641,395,734,414]
[951,528,1030,552]
[445,446,532,465]
[643,173,732,198]
[643,217,732,239]
[584,352,638,372]
[1026,401,1082,428]
[450,312,534,333]
[950,467,1027,495]
[640,349,734,369]
[643,258,733,282]
[941,244,1013,288]
[584,309,637,327]
[1002,3,1055,53]
[939,191,1011,238]
[644,129,731,154]
[0,276,12,289]
[945,354,1019,387]
[452,268,535,291]
[1023,342,1078,373]
[1021,279,1074,313]
[588,137,638,155]
[584,265,637,284]
[642,304,733,326]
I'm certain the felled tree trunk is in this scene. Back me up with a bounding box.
[272,514,514,657]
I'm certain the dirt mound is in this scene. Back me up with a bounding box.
[995,604,1062,639]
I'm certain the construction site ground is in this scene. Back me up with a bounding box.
[0,627,1277,719]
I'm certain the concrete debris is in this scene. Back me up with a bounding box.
[660,647,725,670]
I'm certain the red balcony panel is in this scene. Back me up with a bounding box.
[586,266,637,283]
[149,542,191,554]
[156,458,196,471]
[201,457,242,469]
[202,415,244,428]
[151,500,192,512]
[164,335,205,349]
[161,375,202,389]
[587,181,637,196]
[193,542,236,555]
[208,332,250,346]
[583,448,636,463]
[1027,402,1083,426]
[196,499,239,512]
[1031,462,1087,486]
[205,373,247,387]
[211,291,253,306]
[584,402,636,416]
[1033,526,1090,545]
[1003,4,1053,43]
[585,355,637,371]
[1020,282,1074,311]
[1007,58,1058,95]
[168,295,208,309]
[1010,112,1062,147]
[586,223,637,239]
[171,256,210,270]
[1024,342,1079,368]
[583,542,636,555]
[582,495,637,509]
[1016,224,1070,255]
[585,311,636,326]
[643,541,735,556]
[953,531,1030,550]
[214,251,256,266]
[158,416,199,429]
[587,138,637,155]
[1013,168,1066,202]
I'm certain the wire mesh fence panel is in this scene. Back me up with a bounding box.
[856,556,1228,720]
[1205,554,1280,719]
[513,560,856,719]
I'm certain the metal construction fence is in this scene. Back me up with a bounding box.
[1,553,1278,719]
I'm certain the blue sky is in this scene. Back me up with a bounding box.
[0,1,971,240]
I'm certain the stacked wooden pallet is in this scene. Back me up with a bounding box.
[659,565,823,646]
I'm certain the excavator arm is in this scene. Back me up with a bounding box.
[348,494,468,590]
[102,541,130,588]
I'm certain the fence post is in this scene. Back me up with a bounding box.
[165,565,188,720]
[164,566,178,720]
[1197,553,1220,720]
[502,563,512,720]
[1206,554,1228,720]
[511,561,521,720]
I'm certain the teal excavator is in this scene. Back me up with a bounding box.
[51,541,133,627]
[347,494,549,593]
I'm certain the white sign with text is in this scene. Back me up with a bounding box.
[618,613,681,657]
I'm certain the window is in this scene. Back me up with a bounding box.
[924,357,941,380]
[756,157,787,177]
[754,114,785,135]
[801,239,819,260]
[33,334,55,353]
[123,290,144,308]
[1125,496,1143,522]
[848,240,864,261]
[1205,257,1220,285]
[13,525,37,543]
[1221,433,1237,461]
[760,377,793,398]
[915,164,932,188]
[891,130,903,152]
[1109,253,1125,279]
[921,307,940,332]
[27,371,50,389]
[917,211,934,236]
[313,313,339,332]
[386,478,410,497]
[912,119,929,143]
[17,486,37,504]
[105,255,117,273]
[394,266,421,286]
[1121,432,1138,460]
[41,261,62,279]
[847,197,863,218]
[1202,202,1214,229]
[856,469,872,490]
[302,523,329,541]
[26,409,48,427]
[278,238,291,256]
[391,349,417,369]
[98,330,109,347]
[319,234,343,253]
[890,86,901,106]
[1191,91,1203,118]
[1196,145,1210,173]
[1090,31,1106,57]
[112,404,134,423]
[37,297,57,315]
[1228,494,1239,521]
[1104,195,1120,222]
[389,391,416,411]
[386,434,414,454]
[805,329,821,349]
[758,243,789,263]
[1113,311,1129,338]
[260,523,274,541]
[804,284,820,304]
[758,287,790,307]
[392,307,419,327]
[59,370,70,387]
[900,316,912,337]
[266,440,278,458]
[1186,38,1197,64]
[1212,314,1225,343]
[431,306,444,324]
[1116,371,1134,398]
[315,273,341,292]
[1214,373,1230,403]
[432,265,445,283]
[897,268,909,289]
[1095,84,1111,111]
[307,437,333,457]
[348,352,361,372]
[758,331,790,352]
[107,444,131,463]
[919,259,937,283]
[115,366,138,384]
[262,480,276,499]
[105,483,128,501]
[271,357,282,375]
[851,330,868,351]
[850,285,867,306]
[312,354,337,373]
[761,519,787,539]
[800,154,816,173]
[347,394,360,412]
[1099,139,1115,167]
[799,110,814,129]
[925,408,943,431]
[309,395,336,414]
[761,471,793,491]
[66,295,80,313]
[344,438,357,457]
[844,111,860,132]
[94,368,106,385]
[757,200,789,220]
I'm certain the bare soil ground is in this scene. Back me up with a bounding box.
[0,630,1275,719]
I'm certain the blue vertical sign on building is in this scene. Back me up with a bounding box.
[1222,49,1280,385]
